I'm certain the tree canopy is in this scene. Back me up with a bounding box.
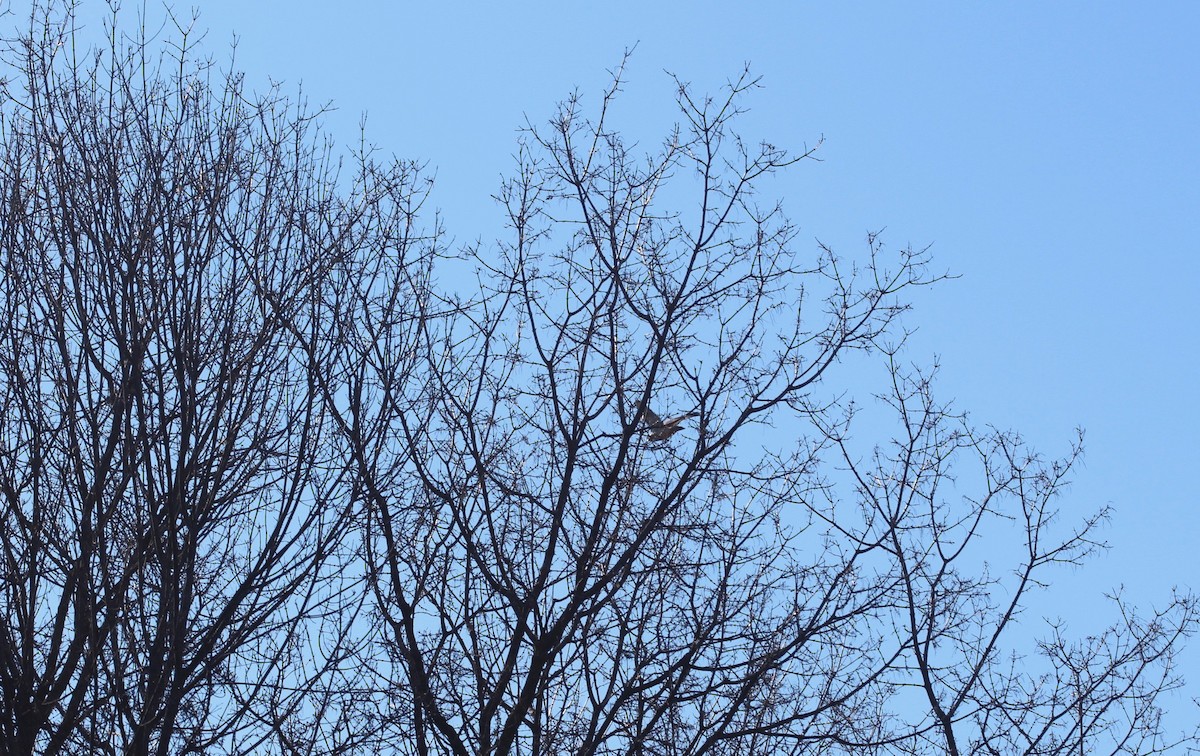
[0,4,1193,754]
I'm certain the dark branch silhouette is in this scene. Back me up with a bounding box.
[0,4,1193,755]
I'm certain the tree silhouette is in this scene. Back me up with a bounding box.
[0,4,1193,755]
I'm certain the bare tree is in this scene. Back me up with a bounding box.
[815,357,1197,754]
[311,52,1198,755]
[0,4,422,753]
[0,4,1194,755]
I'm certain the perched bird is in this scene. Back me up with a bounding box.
[641,405,700,441]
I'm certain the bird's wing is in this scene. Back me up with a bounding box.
[642,406,663,426]
[665,411,699,426]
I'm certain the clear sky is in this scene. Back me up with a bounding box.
[70,0,1200,721]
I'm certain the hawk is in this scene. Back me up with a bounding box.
[641,405,700,441]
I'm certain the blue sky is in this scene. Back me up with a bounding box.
[91,0,1200,715]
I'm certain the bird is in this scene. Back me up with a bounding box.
[640,404,700,441]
